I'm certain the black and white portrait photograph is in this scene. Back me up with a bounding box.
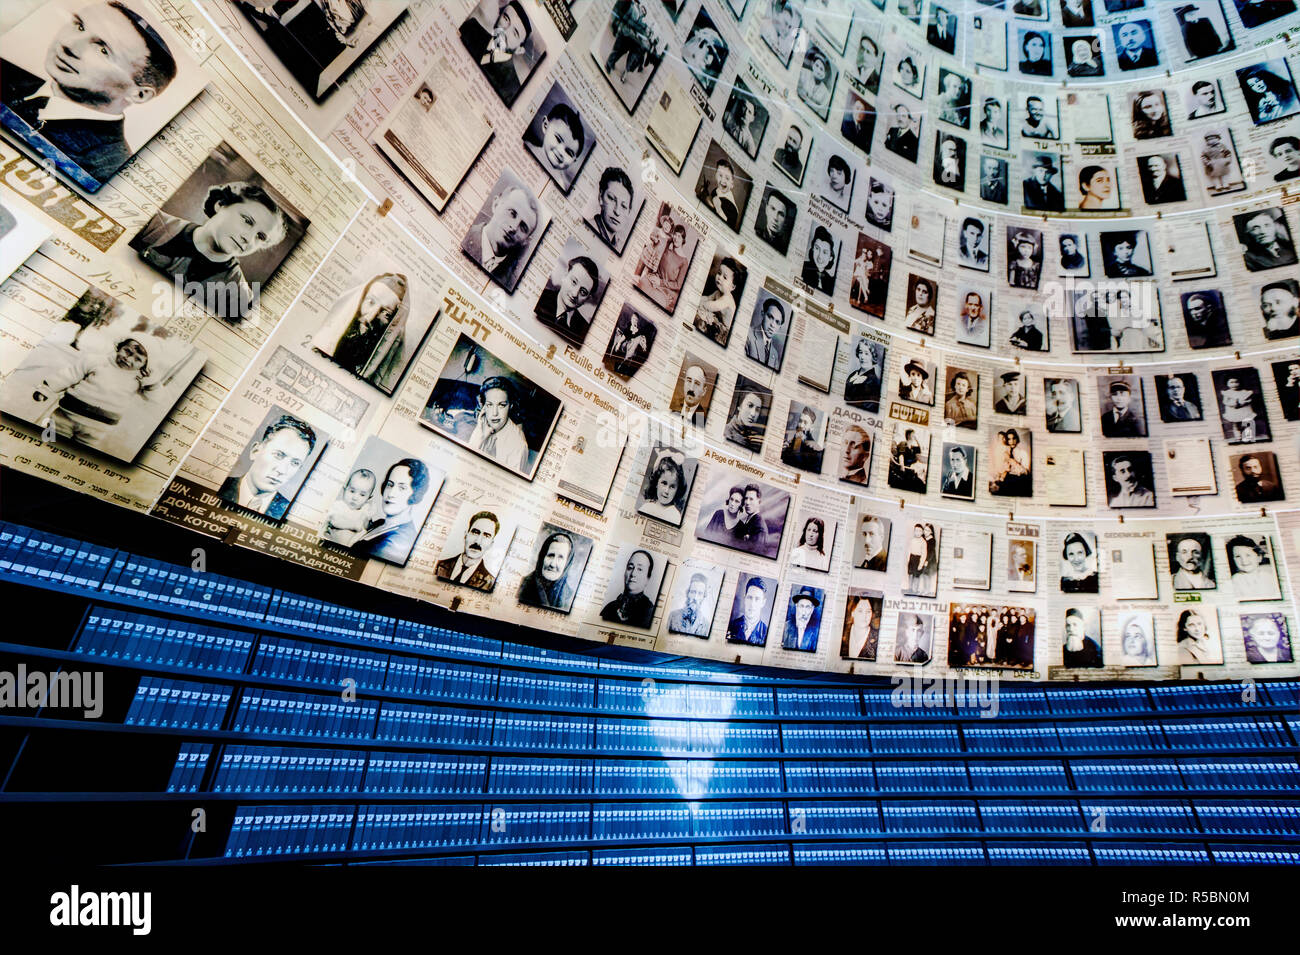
[771,117,812,185]
[1129,89,1172,140]
[1137,153,1187,205]
[759,0,804,68]
[797,43,838,121]
[632,203,699,313]
[1167,532,1216,591]
[1241,613,1293,664]
[603,302,658,380]
[1184,78,1226,118]
[459,167,550,294]
[947,604,1036,670]
[1021,153,1063,212]
[591,0,666,112]
[893,52,925,99]
[1272,358,1300,419]
[533,236,609,348]
[314,263,437,396]
[1057,234,1090,276]
[218,405,329,522]
[843,335,884,411]
[722,79,769,160]
[893,611,934,665]
[1070,287,1164,354]
[957,215,991,272]
[780,401,827,473]
[130,142,309,323]
[1226,535,1282,602]
[849,232,891,317]
[240,0,406,102]
[854,511,891,571]
[744,289,792,373]
[838,425,872,485]
[1060,0,1095,26]
[943,367,978,429]
[980,155,1009,205]
[814,151,856,214]
[887,424,930,494]
[1150,372,1203,424]
[800,224,840,295]
[693,250,748,346]
[1181,289,1232,348]
[522,81,596,193]
[841,589,882,660]
[1112,19,1159,71]
[1065,34,1103,77]
[1018,28,1052,76]
[939,441,976,500]
[1099,229,1154,278]
[1197,129,1246,196]
[789,511,837,573]
[322,435,444,567]
[1233,0,1297,29]
[599,544,668,629]
[1098,374,1148,437]
[781,585,825,652]
[932,132,967,191]
[1211,367,1271,444]
[1119,613,1158,667]
[669,353,718,427]
[903,273,937,336]
[1237,59,1300,125]
[458,0,545,107]
[1233,207,1297,272]
[1006,227,1044,290]
[1060,531,1099,593]
[582,160,644,255]
[1044,377,1081,433]
[0,285,206,464]
[753,184,797,255]
[636,444,699,527]
[725,572,777,646]
[988,427,1032,497]
[928,4,958,54]
[694,139,752,232]
[664,559,724,638]
[864,177,894,231]
[882,102,921,163]
[420,332,563,481]
[849,28,883,95]
[936,69,972,129]
[683,7,728,95]
[1062,607,1103,668]
[516,522,594,614]
[897,357,935,406]
[1173,1,1234,60]
[979,96,1008,149]
[723,375,773,453]
[994,370,1028,416]
[695,469,790,560]
[901,522,941,598]
[1270,134,1300,183]
[1007,538,1036,594]
[0,0,206,191]
[1019,94,1058,141]
[1176,607,1222,666]
[1103,450,1157,508]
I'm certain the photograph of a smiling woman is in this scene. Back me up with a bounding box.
[130,142,309,322]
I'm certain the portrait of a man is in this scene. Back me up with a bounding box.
[726,573,775,646]
[534,239,607,347]
[1234,208,1297,272]
[220,408,327,522]
[582,164,643,255]
[665,564,721,637]
[461,168,550,293]
[460,0,546,107]
[437,508,511,592]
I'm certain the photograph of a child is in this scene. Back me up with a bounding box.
[522,81,596,193]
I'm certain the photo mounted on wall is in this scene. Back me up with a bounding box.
[1241,613,1293,664]
[789,511,837,574]
[459,0,546,108]
[782,585,825,652]
[683,7,728,95]
[1225,534,1282,602]
[217,405,330,522]
[0,0,207,192]
[1259,278,1300,341]
[693,250,749,347]
[1275,358,1300,420]
[664,559,725,638]
[600,544,668,629]
[947,604,1036,670]
[1175,607,1222,666]
[1167,532,1216,592]
[753,184,797,254]
[522,80,597,193]
[1232,207,1297,272]
[1118,613,1158,667]
[797,44,838,121]
[1211,367,1271,444]
[517,522,595,614]
[695,468,790,560]
[1007,538,1035,593]
[1069,287,1165,355]
[988,428,1032,497]
[460,167,551,294]
[1155,372,1204,423]
[722,79,769,161]
[1059,531,1099,594]
[843,335,884,413]
[887,424,930,494]
[0,286,206,464]
[130,142,310,323]
[239,0,407,102]
[901,521,940,599]
[632,203,699,313]
[1006,227,1043,290]
[670,353,717,427]
[759,0,804,67]
[1236,59,1299,125]
[893,611,934,665]
[419,332,563,481]
[725,572,777,646]
[533,236,610,348]
[1103,450,1157,508]
[1098,373,1149,437]
[603,303,658,380]
[1231,451,1284,504]
[313,267,437,396]
[321,435,445,567]
[848,232,891,318]
[1181,289,1232,349]
[780,401,827,473]
[591,0,666,112]
[942,367,978,429]
[939,441,976,501]
[897,357,935,406]
[436,502,518,594]
[723,375,773,453]
[1063,607,1103,668]
[994,370,1028,416]
[582,158,645,256]
[636,444,699,528]
[841,589,882,660]
[771,113,813,185]
[744,289,792,373]
[694,139,753,232]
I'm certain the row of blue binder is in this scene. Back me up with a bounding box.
[125,678,231,729]
[0,525,115,589]
[250,636,389,691]
[101,555,270,622]
[229,689,378,739]
[78,607,252,673]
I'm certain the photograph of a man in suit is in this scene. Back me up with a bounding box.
[667,572,711,636]
[1113,20,1158,71]
[1100,379,1146,437]
[941,444,974,498]
[2,1,178,185]
[858,514,889,571]
[1139,154,1186,205]
[726,576,769,646]
[219,413,317,520]
[1236,208,1297,272]
[459,0,534,106]
[535,253,599,344]
[745,295,788,370]
[435,510,501,591]
[461,178,542,291]
[840,426,871,485]
[926,5,956,54]
[670,361,712,426]
[1022,154,1063,211]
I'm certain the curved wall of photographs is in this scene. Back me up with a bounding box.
[1,0,1299,684]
